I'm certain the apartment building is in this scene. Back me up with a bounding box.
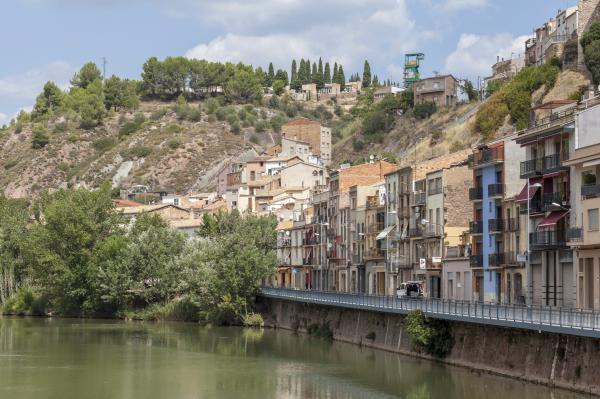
[281,118,332,165]
[468,138,527,303]
[365,185,387,295]
[515,100,577,307]
[413,75,458,107]
[349,184,377,294]
[565,99,600,310]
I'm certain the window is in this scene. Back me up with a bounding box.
[582,170,597,186]
[589,208,599,232]
[173,198,179,206]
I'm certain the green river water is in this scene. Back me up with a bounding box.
[0,317,591,399]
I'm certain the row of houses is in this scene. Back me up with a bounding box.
[271,95,600,311]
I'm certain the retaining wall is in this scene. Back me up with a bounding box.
[258,297,600,396]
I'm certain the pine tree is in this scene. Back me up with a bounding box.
[324,62,331,84]
[306,59,312,83]
[318,58,323,79]
[311,62,318,84]
[291,60,299,90]
[362,60,371,88]
[298,59,306,85]
[372,74,379,87]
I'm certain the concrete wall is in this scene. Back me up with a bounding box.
[259,297,600,396]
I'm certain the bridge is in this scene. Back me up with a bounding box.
[260,287,600,338]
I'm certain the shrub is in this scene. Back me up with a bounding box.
[270,115,287,133]
[67,133,80,143]
[215,107,227,121]
[121,146,152,160]
[187,107,202,122]
[31,124,50,149]
[249,134,259,144]
[242,312,264,328]
[53,121,68,133]
[413,102,437,119]
[362,109,391,136]
[167,139,181,149]
[450,141,466,152]
[2,286,48,316]
[231,122,241,135]
[4,159,18,170]
[405,310,453,358]
[205,98,219,114]
[254,120,268,133]
[260,109,268,119]
[268,95,280,109]
[150,107,168,121]
[226,114,239,125]
[238,109,247,121]
[166,124,182,134]
[93,137,117,153]
[584,40,600,85]
[352,137,365,151]
[14,122,23,134]
[207,114,217,123]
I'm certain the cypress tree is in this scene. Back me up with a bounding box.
[338,65,346,89]
[362,60,371,88]
[324,62,331,83]
[373,74,379,86]
[333,63,338,84]
[311,62,318,84]
[266,62,275,87]
[318,58,323,79]
[306,59,312,83]
[298,59,306,85]
[291,60,298,90]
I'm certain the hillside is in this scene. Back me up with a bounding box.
[0,101,281,198]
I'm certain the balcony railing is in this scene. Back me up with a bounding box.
[389,256,410,269]
[488,219,504,233]
[541,153,563,174]
[567,227,583,243]
[469,147,504,169]
[303,237,320,246]
[368,223,385,233]
[278,239,292,247]
[365,248,385,259]
[470,254,483,267]
[507,218,520,232]
[520,198,543,214]
[423,224,443,237]
[470,221,483,234]
[530,229,567,248]
[489,253,505,267]
[542,192,569,211]
[409,228,423,238]
[488,183,504,198]
[412,192,426,206]
[520,154,566,179]
[428,186,443,196]
[520,159,541,179]
[582,184,600,200]
[469,187,483,201]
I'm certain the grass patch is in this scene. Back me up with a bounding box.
[93,137,118,153]
[121,146,152,160]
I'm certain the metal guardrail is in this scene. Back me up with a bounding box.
[260,287,600,338]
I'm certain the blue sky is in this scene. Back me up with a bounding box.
[0,0,574,125]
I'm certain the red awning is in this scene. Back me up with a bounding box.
[543,170,567,179]
[538,211,568,228]
[516,179,542,203]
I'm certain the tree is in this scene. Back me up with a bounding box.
[362,60,372,88]
[266,63,275,87]
[274,69,289,86]
[272,80,286,95]
[461,79,479,102]
[141,57,165,98]
[372,74,379,87]
[333,63,338,84]
[32,81,65,118]
[225,69,262,103]
[71,62,102,89]
[584,38,600,85]
[31,124,50,149]
[103,75,126,111]
[66,79,106,128]
[324,62,331,84]
[337,65,346,89]
[290,59,299,90]
[0,196,29,302]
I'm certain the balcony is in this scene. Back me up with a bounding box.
[488,183,504,198]
[368,222,385,234]
[567,227,583,243]
[520,159,541,179]
[507,218,520,232]
[423,224,443,237]
[303,237,320,246]
[530,229,567,248]
[409,228,423,238]
[470,254,483,267]
[540,153,564,174]
[353,232,365,241]
[542,192,569,211]
[389,256,410,269]
[398,207,411,219]
[488,219,504,233]
[468,147,504,169]
[469,187,483,201]
[520,198,543,214]
[469,221,483,235]
[488,253,505,267]
[352,254,363,264]
[277,238,291,247]
[428,186,443,196]
[365,248,385,259]
[412,192,426,206]
[582,184,600,200]
[302,257,314,266]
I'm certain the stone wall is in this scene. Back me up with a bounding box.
[258,297,600,396]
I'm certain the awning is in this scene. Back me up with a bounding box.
[538,211,568,228]
[516,179,542,203]
[376,225,396,240]
[543,170,567,179]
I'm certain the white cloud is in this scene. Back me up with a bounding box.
[444,33,529,79]
[185,0,419,80]
[442,0,489,10]
[0,61,74,122]
[0,113,8,126]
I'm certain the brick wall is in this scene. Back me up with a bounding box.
[282,120,322,155]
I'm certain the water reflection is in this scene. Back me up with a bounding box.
[0,318,590,399]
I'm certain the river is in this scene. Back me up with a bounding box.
[0,317,590,399]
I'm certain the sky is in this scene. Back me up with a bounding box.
[0,0,575,125]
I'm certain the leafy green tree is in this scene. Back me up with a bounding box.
[32,81,64,118]
[141,57,165,98]
[274,69,289,86]
[324,62,331,84]
[225,69,263,103]
[272,80,286,95]
[584,40,600,85]
[0,196,29,302]
[66,79,106,128]
[103,75,126,111]
[461,79,479,102]
[581,22,600,49]
[71,62,102,89]
[362,60,372,88]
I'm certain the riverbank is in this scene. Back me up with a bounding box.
[258,296,600,397]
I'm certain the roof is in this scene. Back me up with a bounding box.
[418,74,457,82]
[247,156,272,163]
[112,199,143,207]
[267,155,302,163]
[117,204,190,215]
[283,117,320,127]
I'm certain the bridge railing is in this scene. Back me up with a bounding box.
[260,287,600,338]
